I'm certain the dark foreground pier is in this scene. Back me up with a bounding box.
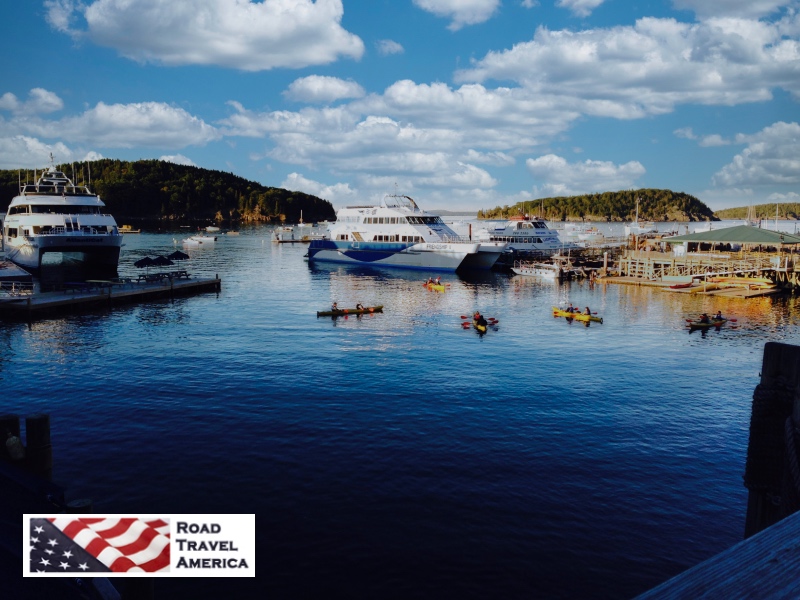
[0,275,222,320]
[637,342,800,598]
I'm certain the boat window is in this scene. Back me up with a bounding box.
[7,228,17,238]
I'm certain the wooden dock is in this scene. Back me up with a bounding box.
[597,275,781,298]
[637,342,800,599]
[0,275,221,320]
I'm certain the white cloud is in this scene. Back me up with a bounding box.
[413,0,501,31]
[281,172,358,205]
[46,0,364,71]
[699,134,731,147]
[6,102,220,150]
[521,0,539,8]
[674,127,696,139]
[284,76,365,103]
[0,89,64,115]
[525,154,645,196]
[455,16,800,117]
[671,0,789,20]
[376,40,404,56]
[463,149,516,166]
[713,121,800,186]
[556,0,605,18]
[0,135,75,169]
[160,153,196,166]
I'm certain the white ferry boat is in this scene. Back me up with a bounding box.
[306,195,503,271]
[475,215,577,254]
[3,160,123,272]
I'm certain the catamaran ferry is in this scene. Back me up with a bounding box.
[474,215,577,254]
[306,195,505,271]
[3,160,123,272]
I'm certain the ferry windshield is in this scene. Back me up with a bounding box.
[8,205,101,215]
[407,216,444,225]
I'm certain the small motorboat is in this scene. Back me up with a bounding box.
[183,235,217,246]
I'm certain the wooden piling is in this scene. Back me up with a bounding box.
[743,342,800,538]
[25,413,53,480]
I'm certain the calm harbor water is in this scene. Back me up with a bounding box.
[6,223,800,599]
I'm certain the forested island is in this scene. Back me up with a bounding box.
[478,189,716,222]
[714,203,800,221]
[0,159,336,226]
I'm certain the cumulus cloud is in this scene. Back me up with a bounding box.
[45,0,364,71]
[525,154,645,196]
[413,0,501,31]
[284,76,365,103]
[557,0,605,18]
[160,153,196,166]
[4,102,220,150]
[455,16,800,117]
[281,172,358,204]
[0,89,64,115]
[0,135,76,169]
[671,0,789,20]
[713,121,800,186]
[376,40,404,56]
[521,0,539,8]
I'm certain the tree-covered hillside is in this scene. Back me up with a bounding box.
[714,203,800,220]
[478,189,716,222]
[0,159,336,225]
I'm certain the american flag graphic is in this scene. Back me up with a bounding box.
[30,517,170,573]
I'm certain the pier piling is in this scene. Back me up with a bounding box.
[26,413,53,480]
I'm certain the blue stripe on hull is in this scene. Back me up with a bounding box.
[307,240,461,271]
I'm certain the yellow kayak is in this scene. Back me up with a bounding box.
[552,306,603,324]
[424,283,446,292]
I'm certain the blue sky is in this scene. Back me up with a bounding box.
[1,0,798,212]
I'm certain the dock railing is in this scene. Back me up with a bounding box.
[0,281,33,297]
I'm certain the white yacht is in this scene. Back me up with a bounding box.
[307,194,504,271]
[3,160,123,272]
[475,215,577,254]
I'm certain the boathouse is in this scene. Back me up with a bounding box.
[614,225,800,289]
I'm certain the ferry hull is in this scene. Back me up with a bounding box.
[307,240,478,271]
[5,235,123,271]
[460,242,505,270]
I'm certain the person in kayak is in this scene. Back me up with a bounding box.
[566,303,575,313]
[474,311,488,327]
[714,310,723,320]
[332,302,338,311]
[584,307,591,315]
[699,313,710,324]
[356,303,364,310]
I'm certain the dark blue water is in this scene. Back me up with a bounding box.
[5,227,800,599]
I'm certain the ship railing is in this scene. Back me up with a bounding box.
[0,281,34,297]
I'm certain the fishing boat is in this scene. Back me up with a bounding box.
[206,225,220,233]
[316,305,383,317]
[474,214,577,255]
[552,306,603,323]
[511,261,560,279]
[3,157,124,272]
[307,194,498,271]
[562,223,605,244]
[624,198,657,236]
[119,225,141,234]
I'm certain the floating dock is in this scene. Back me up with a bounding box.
[0,275,221,320]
